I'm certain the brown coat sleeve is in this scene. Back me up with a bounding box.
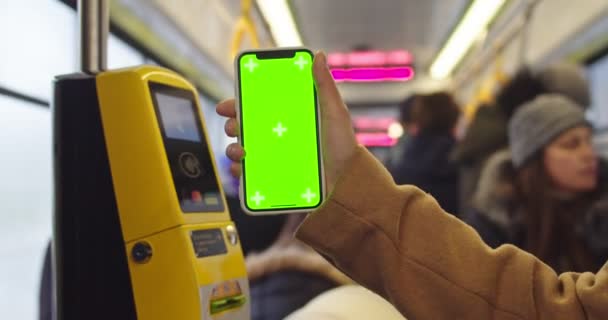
[296,146,608,320]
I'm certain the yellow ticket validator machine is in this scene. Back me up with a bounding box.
[53,65,250,320]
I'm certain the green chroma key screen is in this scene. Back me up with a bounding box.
[238,49,322,212]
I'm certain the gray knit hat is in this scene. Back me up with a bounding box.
[509,94,589,168]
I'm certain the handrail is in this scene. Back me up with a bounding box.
[453,0,543,91]
[230,0,260,59]
[78,0,109,73]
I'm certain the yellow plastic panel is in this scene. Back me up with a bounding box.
[126,222,248,320]
[96,66,230,241]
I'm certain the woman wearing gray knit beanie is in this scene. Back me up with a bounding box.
[466,94,608,273]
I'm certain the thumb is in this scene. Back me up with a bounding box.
[312,51,349,120]
[312,51,357,191]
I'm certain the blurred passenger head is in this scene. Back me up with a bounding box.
[497,63,590,118]
[509,94,597,193]
[397,95,417,127]
[538,62,591,108]
[496,67,546,118]
[410,91,461,135]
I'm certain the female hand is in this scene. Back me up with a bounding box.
[216,51,357,193]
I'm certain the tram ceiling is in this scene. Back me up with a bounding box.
[112,0,470,102]
[93,0,608,105]
[285,0,468,103]
[291,0,469,71]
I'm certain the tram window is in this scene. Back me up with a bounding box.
[0,0,77,102]
[108,35,146,69]
[587,54,608,129]
[587,53,608,158]
[0,95,52,320]
[145,57,163,66]
[0,2,149,318]
[0,1,144,103]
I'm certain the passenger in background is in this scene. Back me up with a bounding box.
[384,95,417,170]
[286,285,405,320]
[466,95,608,273]
[246,213,352,320]
[452,63,591,215]
[387,92,460,215]
[538,63,591,108]
[218,155,351,320]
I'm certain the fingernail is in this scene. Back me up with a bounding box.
[228,145,245,160]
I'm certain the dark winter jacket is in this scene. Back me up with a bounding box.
[388,131,459,215]
[451,106,509,166]
[465,149,608,272]
[451,106,508,214]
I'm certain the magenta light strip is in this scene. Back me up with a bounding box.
[356,133,397,147]
[331,67,415,82]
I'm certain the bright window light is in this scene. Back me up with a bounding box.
[429,0,506,79]
[257,0,303,46]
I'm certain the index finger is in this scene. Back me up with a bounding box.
[216,99,237,118]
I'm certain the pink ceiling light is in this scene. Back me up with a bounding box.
[386,50,413,65]
[327,53,348,67]
[331,66,415,82]
[327,50,413,67]
[353,117,396,130]
[356,132,398,147]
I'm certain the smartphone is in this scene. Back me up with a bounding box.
[235,48,324,214]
